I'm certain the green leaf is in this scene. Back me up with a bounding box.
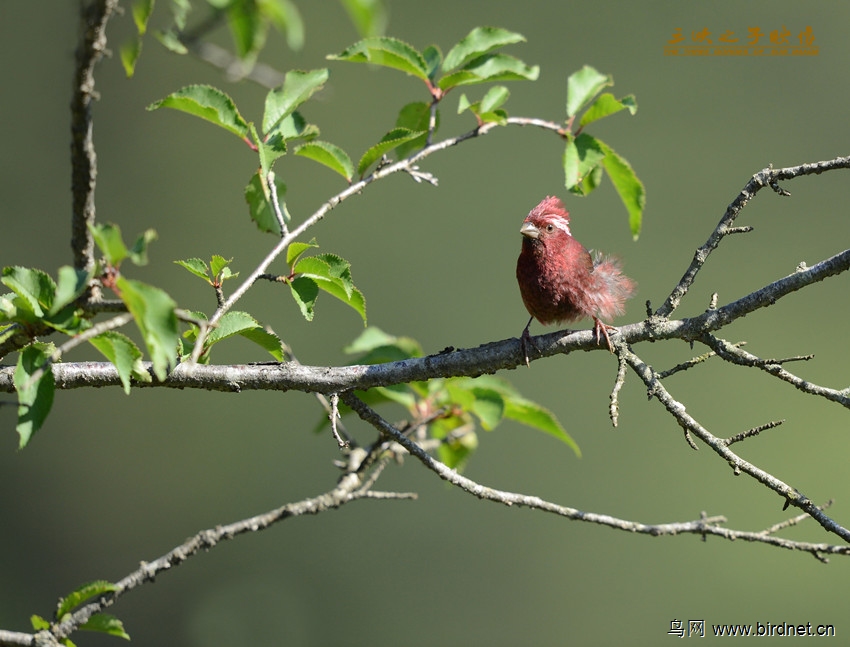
[443,26,526,72]
[147,85,251,141]
[579,92,638,128]
[505,397,580,456]
[209,255,232,279]
[599,141,645,240]
[275,111,320,142]
[174,258,210,282]
[563,132,606,193]
[131,0,155,34]
[52,266,91,314]
[115,277,178,381]
[239,325,285,361]
[129,229,158,266]
[2,267,56,318]
[294,255,366,324]
[566,65,611,118]
[14,342,55,447]
[260,0,305,50]
[340,0,387,38]
[289,276,319,321]
[295,141,354,181]
[120,37,143,78]
[30,615,50,631]
[343,326,422,358]
[286,239,319,266]
[438,53,539,91]
[226,0,266,63]
[394,102,436,159]
[154,28,188,54]
[480,85,510,113]
[90,223,129,267]
[422,44,442,80]
[80,613,130,640]
[262,69,328,134]
[357,127,425,176]
[245,172,287,235]
[328,37,429,80]
[56,581,119,619]
[89,331,150,394]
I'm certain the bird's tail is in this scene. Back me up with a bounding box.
[591,252,637,321]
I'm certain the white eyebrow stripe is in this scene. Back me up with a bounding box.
[544,215,571,235]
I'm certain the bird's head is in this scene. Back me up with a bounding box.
[520,196,572,244]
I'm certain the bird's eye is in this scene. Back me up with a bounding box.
[546,224,554,232]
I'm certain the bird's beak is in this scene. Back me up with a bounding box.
[520,221,539,239]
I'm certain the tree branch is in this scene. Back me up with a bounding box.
[341,392,850,560]
[71,0,118,284]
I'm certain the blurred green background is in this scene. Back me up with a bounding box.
[2,1,849,645]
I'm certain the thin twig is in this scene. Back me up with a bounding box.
[656,156,850,318]
[609,348,628,427]
[340,392,850,560]
[187,115,568,362]
[725,420,785,446]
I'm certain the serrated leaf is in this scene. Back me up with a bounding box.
[57,581,119,619]
[394,102,435,159]
[294,141,354,181]
[286,239,319,266]
[340,0,387,38]
[14,343,55,447]
[275,111,320,142]
[579,92,637,127]
[245,172,287,235]
[443,26,526,72]
[263,69,328,134]
[115,277,178,381]
[599,141,645,239]
[174,258,211,282]
[80,613,130,640]
[210,255,231,278]
[89,331,150,394]
[289,276,318,321]
[52,266,91,314]
[438,53,539,91]
[563,132,606,192]
[294,255,366,324]
[566,65,611,118]
[2,267,56,318]
[147,85,250,140]
[256,124,287,178]
[357,127,425,176]
[239,325,285,361]
[89,223,129,267]
[328,37,429,80]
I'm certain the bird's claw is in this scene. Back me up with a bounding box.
[593,317,617,353]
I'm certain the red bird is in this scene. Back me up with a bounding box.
[516,196,635,363]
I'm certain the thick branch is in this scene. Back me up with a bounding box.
[71,0,118,279]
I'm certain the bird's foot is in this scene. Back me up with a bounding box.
[520,317,535,367]
[593,317,617,353]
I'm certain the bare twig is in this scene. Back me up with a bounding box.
[656,156,850,318]
[725,420,785,446]
[340,391,850,560]
[609,347,628,427]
